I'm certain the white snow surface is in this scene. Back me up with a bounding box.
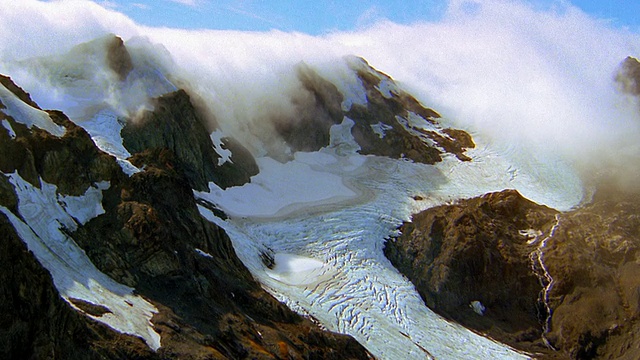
[370,122,393,139]
[78,109,142,176]
[195,151,360,218]
[0,83,65,137]
[266,253,329,286]
[376,77,399,98]
[1,119,16,138]
[1,173,161,351]
[210,130,233,166]
[196,123,583,359]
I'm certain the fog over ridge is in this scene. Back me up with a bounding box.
[1,0,640,191]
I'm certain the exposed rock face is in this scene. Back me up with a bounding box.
[385,190,558,355]
[270,58,475,164]
[273,63,346,153]
[346,58,474,164]
[0,213,157,360]
[105,35,134,81]
[616,56,640,96]
[385,189,640,359]
[540,190,640,359]
[0,76,369,359]
[122,89,259,190]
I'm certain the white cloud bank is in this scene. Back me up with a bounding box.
[1,0,639,186]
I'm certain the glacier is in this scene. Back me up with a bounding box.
[196,117,583,359]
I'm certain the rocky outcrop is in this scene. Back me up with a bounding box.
[268,58,475,164]
[385,190,558,355]
[540,189,640,359]
[616,56,640,96]
[0,213,157,360]
[345,57,474,163]
[122,89,258,190]
[0,96,120,196]
[385,189,640,359]
[273,63,346,153]
[105,35,134,81]
[1,75,369,359]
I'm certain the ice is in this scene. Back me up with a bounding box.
[198,126,582,358]
[1,172,161,351]
[266,253,329,286]
[0,82,65,137]
[1,119,16,138]
[195,150,360,218]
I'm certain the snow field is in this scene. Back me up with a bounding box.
[0,82,65,137]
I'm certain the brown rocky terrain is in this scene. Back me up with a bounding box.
[385,188,640,359]
[266,57,475,164]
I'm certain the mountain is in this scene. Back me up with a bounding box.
[0,34,638,359]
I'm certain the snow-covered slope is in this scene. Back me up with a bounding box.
[0,173,161,350]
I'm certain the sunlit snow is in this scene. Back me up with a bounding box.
[0,82,65,137]
[1,119,16,138]
[1,173,161,350]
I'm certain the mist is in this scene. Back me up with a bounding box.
[1,0,640,192]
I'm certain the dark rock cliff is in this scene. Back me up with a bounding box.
[122,89,258,191]
[385,189,640,359]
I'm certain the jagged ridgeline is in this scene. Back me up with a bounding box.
[0,34,475,359]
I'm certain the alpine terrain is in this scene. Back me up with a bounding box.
[1,4,640,360]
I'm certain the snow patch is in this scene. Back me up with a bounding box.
[406,111,437,131]
[266,253,328,286]
[370,122,393,139]
[329,117,360,155]
[195,248,213,258]
[1,119,16,138]
[58,181,109,224]
[195,151,360,218]
[470,301,486,315]
[376,78,398,98]
[210,130,233,166]
[78,110,142,176]
[2,173,161,350]
[80,110,131,159]
[0,83,65,137]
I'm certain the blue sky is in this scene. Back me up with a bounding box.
[98,0,640,34]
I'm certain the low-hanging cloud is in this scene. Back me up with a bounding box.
[2,0,640,190]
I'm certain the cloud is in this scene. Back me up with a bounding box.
[356,6,386,29]
[1,0,640,188]
[167,0,199,6]
[131,3,150,10]
[223,5,284,29]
